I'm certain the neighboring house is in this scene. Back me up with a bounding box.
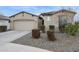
[9,11,38,31]
[0,15,10,30]
[40,9,76,31]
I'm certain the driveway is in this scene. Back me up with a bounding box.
[0,31,30,45]
[0,31,49,52]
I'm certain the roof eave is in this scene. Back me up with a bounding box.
[9,11,38,18]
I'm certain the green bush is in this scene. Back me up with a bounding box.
[0,26,7,32]
[64,24,79,36]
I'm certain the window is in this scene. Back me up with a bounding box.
[59,15,67,26]
[47,16,50,21]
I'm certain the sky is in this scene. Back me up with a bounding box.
[0,6,79,21]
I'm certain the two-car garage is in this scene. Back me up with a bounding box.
[13,20,37,31]
[10,11,38,31]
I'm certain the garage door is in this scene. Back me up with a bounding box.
[14,20,37,31]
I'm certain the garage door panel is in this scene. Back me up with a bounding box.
[14,20,37,31]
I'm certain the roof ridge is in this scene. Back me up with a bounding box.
[41,9,76,16]
[9,11,38,18]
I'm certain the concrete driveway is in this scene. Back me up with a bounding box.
[0,31,49,52]
[0,31,30,45]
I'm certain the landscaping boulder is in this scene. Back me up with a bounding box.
[32,29,40,39]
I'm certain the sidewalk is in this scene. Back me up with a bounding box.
[0,43,50,52]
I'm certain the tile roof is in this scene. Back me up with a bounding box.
[41,9,76,16]
[9,11,38,18]
[0,15,10,20]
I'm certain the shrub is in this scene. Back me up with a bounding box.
[0,26,7,32]
[64,24,79,36]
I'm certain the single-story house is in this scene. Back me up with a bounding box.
[0,15,10,30]
[40,9,76,31]
[9,11,38,31]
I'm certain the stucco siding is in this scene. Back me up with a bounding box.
[10,12,38,30]
[12,13,37,20]
[43,15,59,31]
[53,11,75,24]
[42,11,76,31]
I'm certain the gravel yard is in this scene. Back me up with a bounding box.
[12,32,79,52]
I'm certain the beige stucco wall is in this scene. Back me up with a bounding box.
[42,11,76,31]
[10,13,38,30]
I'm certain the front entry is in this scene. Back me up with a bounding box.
[59,15,67,32]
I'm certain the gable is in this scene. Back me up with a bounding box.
[53,11,76,16]
[41,9,76,16]
[9,11,38,21]
[13,12,33,19]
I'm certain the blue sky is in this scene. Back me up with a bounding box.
[0,6,78,16]
[0,6,61,16]
[0,6,79,21]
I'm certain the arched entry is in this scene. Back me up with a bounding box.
[38,16,44,29]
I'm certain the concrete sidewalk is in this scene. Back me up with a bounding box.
[0,43,50,52]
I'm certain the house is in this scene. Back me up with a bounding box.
[40,9,76,31]
[0,14,10,30]
[9,9,76,31]
[9,11,38,31]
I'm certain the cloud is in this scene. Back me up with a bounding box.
[0,6,78,18]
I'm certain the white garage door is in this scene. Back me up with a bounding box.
[14,20,37,31]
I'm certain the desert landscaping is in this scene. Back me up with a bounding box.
[0,7,79,52]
